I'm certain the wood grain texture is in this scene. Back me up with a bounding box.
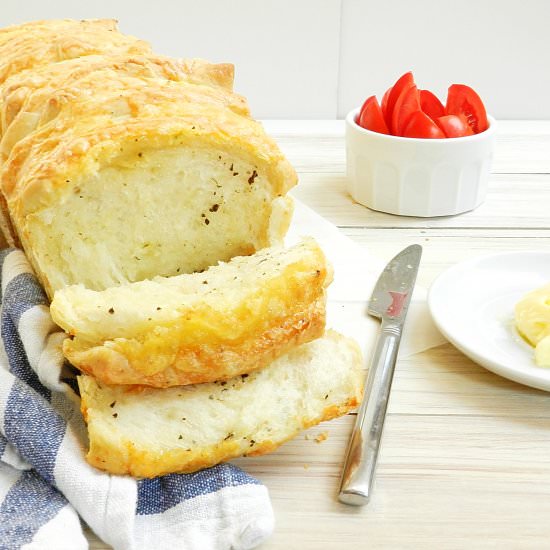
[263,120,550,174]
[84,120,550,548]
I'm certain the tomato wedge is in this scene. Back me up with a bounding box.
[435,115,474,138]
[393,85,421,136]
[357,95,389,134]
[385,71,414,133]
[402,111,445,139]
[420,90,445,120]
[446,84,489,134]
[356,73,489,139]
[380,86,392,126]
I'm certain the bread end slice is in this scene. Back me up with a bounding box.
[79,330,364,477]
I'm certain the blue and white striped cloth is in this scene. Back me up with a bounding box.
[0,249,273,550]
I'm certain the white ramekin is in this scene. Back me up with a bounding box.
[345,108,496,217]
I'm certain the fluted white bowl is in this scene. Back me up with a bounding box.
[345,108,496,217]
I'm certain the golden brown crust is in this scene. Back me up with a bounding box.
[0,191,15,247]
[0,53,237,144]
[0,18,119,38]
[65,298,326,387]
[174,58,234,90]
[0,19,151,85]
[52,239,331,386]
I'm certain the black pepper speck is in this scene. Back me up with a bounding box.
[248,170,258,184]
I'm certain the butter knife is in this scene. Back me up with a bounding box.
[338,244,422,506]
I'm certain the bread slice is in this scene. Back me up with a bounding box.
[50,239,331,387]
[2,68,296,296]
[78,330,364,477]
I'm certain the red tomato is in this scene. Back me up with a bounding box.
[435,115,474,138]
[402,111,446,139]
[419,90,445,120]
[446,84,489,133]
[381,86,392,126]
[385,71,414,133]
[393,85,421,136]
[357,95,389,134]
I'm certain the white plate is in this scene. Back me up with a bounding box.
[428,251,550,392]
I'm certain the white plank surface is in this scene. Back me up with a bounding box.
[293,172,550,229]
[263,120,550,174]
[82,119,550,548]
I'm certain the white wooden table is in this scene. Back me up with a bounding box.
[87,120,550,549]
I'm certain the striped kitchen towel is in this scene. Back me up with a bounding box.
[0,249,274,550]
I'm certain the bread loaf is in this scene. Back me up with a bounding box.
[0,20,297,297]
[0,21,363,479]
[78,331,364,477]
[50,239,331,387]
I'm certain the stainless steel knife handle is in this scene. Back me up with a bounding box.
[338,321,401,506]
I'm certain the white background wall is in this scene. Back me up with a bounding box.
[1,0,549,119]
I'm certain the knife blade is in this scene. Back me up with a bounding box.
[338,244,422,506]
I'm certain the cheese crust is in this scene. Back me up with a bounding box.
[51,239,331,387]
[0,19,151,85]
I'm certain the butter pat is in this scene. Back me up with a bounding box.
[515,283,550,367]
